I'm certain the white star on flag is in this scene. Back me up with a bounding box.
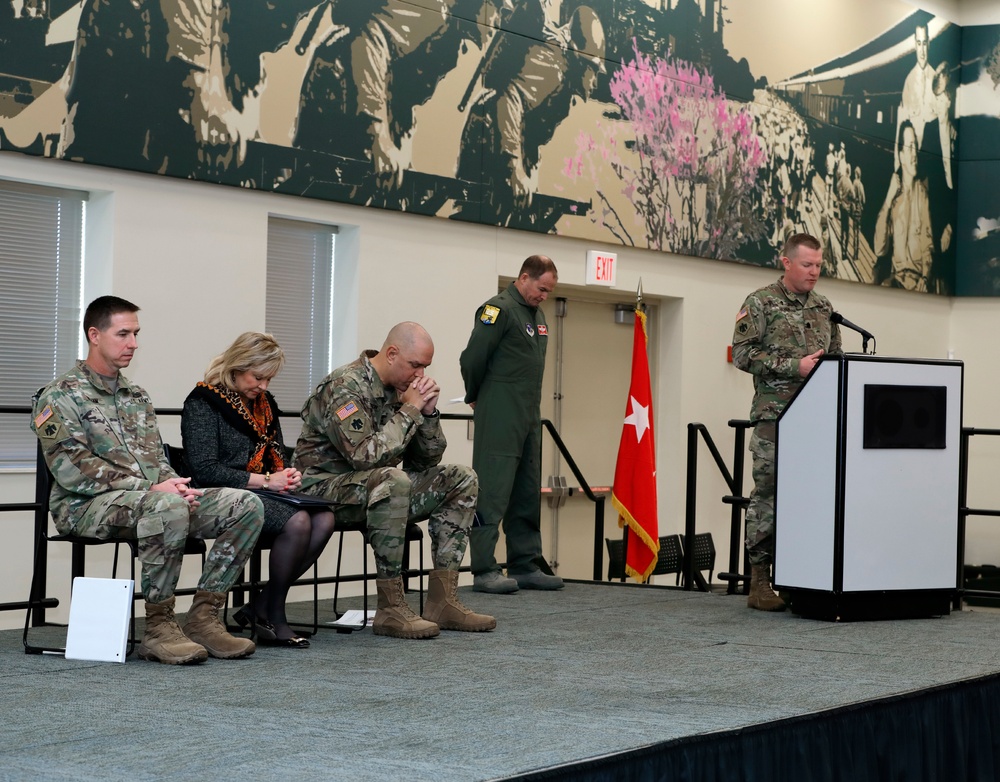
[623,395,649,443]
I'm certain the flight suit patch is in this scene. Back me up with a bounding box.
[525,323,535,336]
[537,324,548,336]
[480,305,500,325]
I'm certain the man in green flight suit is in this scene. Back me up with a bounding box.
[461,255,564,593]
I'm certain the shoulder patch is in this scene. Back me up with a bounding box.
[37,419,65,441]
[733,304,759,344]
[480,305,501,325]
[336,401,359,421]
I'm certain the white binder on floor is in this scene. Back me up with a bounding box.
[65,577,134,663]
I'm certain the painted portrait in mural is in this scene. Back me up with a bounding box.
[0,0,983,295]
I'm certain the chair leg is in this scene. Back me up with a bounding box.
[23,527,56,655]
[24,535,138,657]
[332,530,346,618]
[311,560,319,636]
[362,533,369,628]
[245,547,264,641]
[417,534,424,614]
[125,541,137,656]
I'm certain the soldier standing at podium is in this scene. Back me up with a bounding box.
[732,234,842,611]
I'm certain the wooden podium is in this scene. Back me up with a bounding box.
[773,354,962,620]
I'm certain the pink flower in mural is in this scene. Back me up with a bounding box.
[567,42,768,259]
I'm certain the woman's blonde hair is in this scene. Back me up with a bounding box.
[204,332,285,390]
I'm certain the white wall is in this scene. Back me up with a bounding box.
[954,0,1000,26]
[902,0,1000,25]
[3,146,994,629]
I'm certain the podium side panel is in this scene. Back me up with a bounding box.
[775,360,838,591]
[842,362,961,591]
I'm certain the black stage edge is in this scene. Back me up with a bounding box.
[500,671,1000,782]
[786,588,955,622]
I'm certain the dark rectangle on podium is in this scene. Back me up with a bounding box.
[862,384,947,449]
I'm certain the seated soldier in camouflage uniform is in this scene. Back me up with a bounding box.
[32,296,265,664]
[294,321,495,639]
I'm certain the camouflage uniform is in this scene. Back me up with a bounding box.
[293,351,477,578]
[732,278,842,565]
[32,361,264,602]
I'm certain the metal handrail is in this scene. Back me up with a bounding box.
[957,426,1000,609]
[540,419,606,581]
[684,420,753,594]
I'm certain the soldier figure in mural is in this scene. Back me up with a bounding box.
[294,0,499,204]
[884,21,955,292]
[836,149,854,260]
[57,0,336,176]
[57,0,185,172]
[873,119,936,292]
[850,166,866,261]
[897,22,954,191]
[823,142,837,217]
[454,5,606,226]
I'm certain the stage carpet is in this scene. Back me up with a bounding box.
[5,582,1000,781]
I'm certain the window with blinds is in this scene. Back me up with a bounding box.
[0,181,86,468]
[265,217,337,416]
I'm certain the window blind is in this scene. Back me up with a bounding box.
[0,181,85,468]
[265,217,336,417]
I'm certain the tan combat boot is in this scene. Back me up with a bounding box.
[747,565,787,612]
[138,597,208,665]
[373,577,440,639]
[182,591,256,659]
[422,569,496,632]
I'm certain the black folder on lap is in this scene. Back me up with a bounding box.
[251,489,333,508]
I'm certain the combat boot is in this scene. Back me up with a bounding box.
[373,577,440,639]
[137,597,208,665]
[182,590,256,659]
[747,565,786,612]
[422,569,496,632]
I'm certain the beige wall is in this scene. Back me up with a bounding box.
[2,141,996,628]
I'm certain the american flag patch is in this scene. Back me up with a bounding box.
[336,401,359,421]
[736,308,748,322]
[34,405,53,428]
[537,324,548,335]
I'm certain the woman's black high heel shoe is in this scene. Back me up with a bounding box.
[232,604,277,642]
[261,634,310,649]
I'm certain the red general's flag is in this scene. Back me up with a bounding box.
[611,306,659,582]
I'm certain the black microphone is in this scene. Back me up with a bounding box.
[831,312,876,354]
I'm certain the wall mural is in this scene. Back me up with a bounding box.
[1,0,997,295]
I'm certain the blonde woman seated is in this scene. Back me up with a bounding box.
[182,332,335,648]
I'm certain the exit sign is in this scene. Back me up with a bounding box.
[586,250,617,287]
